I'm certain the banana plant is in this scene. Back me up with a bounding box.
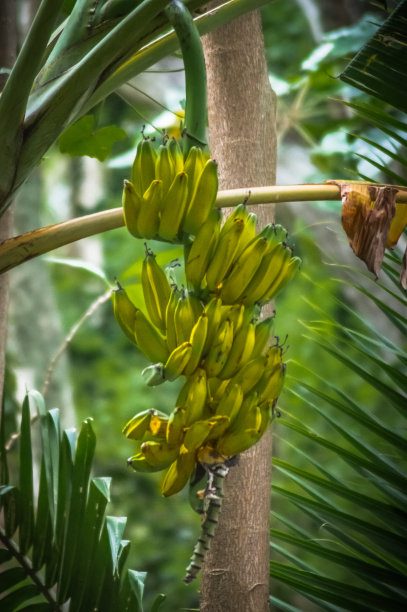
[0,390,166,611]
[0,0,272,216]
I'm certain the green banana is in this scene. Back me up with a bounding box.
[112,285,137,343]
[251,316,275,358]
[166,406,187,446]
[168,138,184,175]
[204,318,234,377]
[138,139,157,195]
[260,256,301,302]
[220,322,255,379]
[230,391,261,433]
[202,297,223,355]
[164,341,193,381]
[183,159,218,235]
[216,428,260,458]
[184,368,208,425]
[127,452,166,473]
[137,179,162,239]
[215,382,243,423]
[165,287,179,353]
[184,313,208,376]
[229,354,267,395]
[122,409,155,440]
[183,420,212,452]
[174,293,197,345]
[185,209,221,290]
[130,139,143,196]
[142,248,171,333]
[219,236,269,304]
[141,363,165,387]
[134,308,169,363]
[241,243,291,305]
[149,413,169,438]
[253,362,286,403]
[160,450,196,497]
[159,171,189,241]
[122,180,142,239]
[205,218,246,292]
[183,146,206,201]
[141,440,179,469]
[155,144,175,195]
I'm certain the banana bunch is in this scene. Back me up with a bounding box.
[185,202,301,304]
[123,138,218,243]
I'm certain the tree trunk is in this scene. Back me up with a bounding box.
[200,8,277,612]
[0,0,17,407]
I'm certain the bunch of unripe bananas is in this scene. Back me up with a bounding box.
[114,137,300,496]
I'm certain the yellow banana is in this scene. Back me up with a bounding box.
[205,218,246,292]
[149,413,169,438]
[164,341,193,381]
[183,159,218,235]
[112,285,137,343]
[122,180,142,238]
[260,256,301,302]
[184,313,208,376]
[251,316,275,358]
[165,287,179,353]
[159,171,189,241]
[204,318,234,377]
[184,368,208,425]
[122,409,155,440]
[203,297,223,355]
[155,144,175,195]
[215,382,243,423]
[185,209,221,290]
[142,248,171,333]
[127,452,166,473]
[174,293,197,345]
[166,406,187,446]
[219,236,269,304]
[134,308,169,363]
[141,440,179,469]
[220,322,255,379]
[136,179,162,239]
[160,450,196,497]
[222,304,245,335]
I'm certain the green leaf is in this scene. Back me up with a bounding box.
[32,457,53,571]
[58,115,126,161]
[19,394,34,554]
[128,569,147,611]
[0,585,41,612]
[150,593,167,612]
[45,256,111,286]
[0,566,26,593]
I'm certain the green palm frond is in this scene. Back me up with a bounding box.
[269,246,407,610]
[0,391,165,612]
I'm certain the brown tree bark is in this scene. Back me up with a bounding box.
[0,1,17,407]
[200,8,277,612]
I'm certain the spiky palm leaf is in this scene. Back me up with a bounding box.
[0,391,165,612]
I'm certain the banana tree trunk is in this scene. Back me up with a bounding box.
[0,0,17,407]
[200,8,276,611]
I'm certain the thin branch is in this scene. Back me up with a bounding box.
[0,526,60,610]
[0,183,406,276]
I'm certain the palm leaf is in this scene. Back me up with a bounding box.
[0,391,165,612]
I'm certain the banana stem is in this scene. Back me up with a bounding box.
[1,182,406,276]
[184,463,228,583]
[165,0,207,152]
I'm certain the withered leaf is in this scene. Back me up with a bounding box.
[336,182,398,278]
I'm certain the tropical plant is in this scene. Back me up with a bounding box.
[0,390,166,611]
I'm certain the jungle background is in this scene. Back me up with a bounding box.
[2,0,406,610]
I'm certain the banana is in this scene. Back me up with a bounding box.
[174,293,197,345]
[203,297,223,355]
[136,179,162,239]
[149,413,169,438]
[160,450,196,497]
[216,428,260,458]
[134,308,169,363]
[220,322,255,379]
[196,444,225,466]
[168,138,184,175]
[230,391,262,433]
[166,406,187,446]
[155,144,175,195]
[219,236,269,304]
[215,382,243,423]
[185,209,221,290]
[229,355,267,395]
[159,171,189,241]
[183,313,208,376]
[112,285,137,343]
[233,211,259,261]
[253,362,286,403]
[183,420,212,452]
[141,441,179,469]
[204,318,234,377]
[260,256,301,302]
[122,409,155,440]
[122,180,142,238]
[206,218,246,292]
[211,378,232,405]
[127,452,166,473]
[183,159,218,235]
[241,243,291,305]
[206,415,230,440]
[183,146,206,202]
[130,140,143,196]
[165,287,179,353]
[184,368,208,425]
[164,342,193,381]
[142,248,171,333]
[138,139,157,195]
[252,316,275,357]
[141,363,165,387]
[257,401,272,437]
